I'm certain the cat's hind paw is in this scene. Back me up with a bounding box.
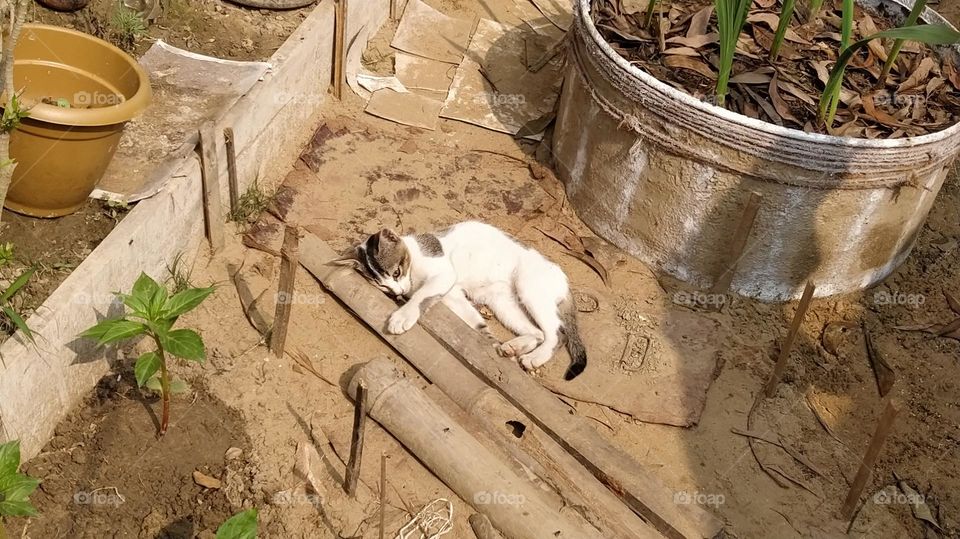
[386,306,419,334]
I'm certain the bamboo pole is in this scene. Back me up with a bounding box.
[841,400,900,520]
[344,381,368,497]
[197,124,225,252]
[763,281,816,397]
[270,226,300,357]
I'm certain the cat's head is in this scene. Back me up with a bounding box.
[337,228,412,298]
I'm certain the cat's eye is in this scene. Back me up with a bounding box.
[393,268,401,279]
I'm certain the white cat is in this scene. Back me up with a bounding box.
[344,221,587,380]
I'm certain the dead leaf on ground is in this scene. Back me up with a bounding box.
[665,32,719,49]
[747,13,811,44]
[193,470,222,489]
[896,477,944,532]
[663,47,701,57]
[686,6,714,38]
[945,290,960,314]
[664,55,717,79]
[863,94,905,128]
[770,72,801,125]
[742,84,783,125]
[862,323,896,398]
[730,68,774,84]
[898,57,937,93]
[564,250,610,286]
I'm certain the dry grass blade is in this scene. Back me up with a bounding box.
[563,250,610,286]
[945,290,960,314]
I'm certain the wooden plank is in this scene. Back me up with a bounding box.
[224,127,240,214]
[841,400,899,519]
[763,281,816,397]
[198,124,226,252]
[297,232,718,539]
[711,191,762,294]
[270,226,300,357]
[344,381,368,497]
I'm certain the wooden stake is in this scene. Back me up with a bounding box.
[333,0,347,100]
[344,380,368,497]
[841,400,900,520]
[379,452,387,539]
[763,281,816,397]
[198,124,225,252]
[711,191,762,294]
[223,127,240,215]
[269,226,300,357]
[389,0,396,20]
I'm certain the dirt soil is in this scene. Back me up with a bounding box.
[30,0,311,61]
[0,200,129,338]
[9,373,255,539]
[6,0,960,538]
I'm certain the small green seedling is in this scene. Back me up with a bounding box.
[111,3,148,50]
[0,244,35,343]
[216,508,258,539]
[229,180,274,224]
[0,93,28,135]
[0,441,39,538]
[81,272,214,436]
[769,0,796,61]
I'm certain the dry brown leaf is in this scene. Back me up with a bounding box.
[944,62,960,90]
[747,13,811,44]
[862,93,905,127]
[563,250,610,286]
[665,32,719,48]
[859,15,888,63]
[742,84,783,125]
[687,5,714,38]
[193,470,222,489]
[812,60,831,85]
[770,72,801,125]
[777,79,817,105]
[730,68,774,84]
[899,57,937,92]
[946,290,960,314]
[663,47,701,56]
[926,76,946,97]
[664,55,717,79]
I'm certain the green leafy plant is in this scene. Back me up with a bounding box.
[0,94,28,135]
[644,0,659,28]
[0,245,34,342]
[81,273,214,435]
[216,508,258,539]
[877,0,927,86]
[714,0,753,106]
[111,3,148,50]
[770,0,797,61]
[819,24,960,126]
[0,440,39,538]
[229,180,274,224]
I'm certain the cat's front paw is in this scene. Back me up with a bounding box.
[386,306,419,334]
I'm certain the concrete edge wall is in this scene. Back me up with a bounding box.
[0,0,388,459]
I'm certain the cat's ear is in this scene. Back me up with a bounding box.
[379,228,401,243]
[330,246,362,270]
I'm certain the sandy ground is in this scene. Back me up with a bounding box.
[9,0,960,537]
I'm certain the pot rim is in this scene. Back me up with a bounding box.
[16,23,152,127]
[577,0,960,149]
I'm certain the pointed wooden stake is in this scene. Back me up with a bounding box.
[270,226,300,357]
[379,452,388,539]
[763,281,816,397]
[712,191,762,294]
[841,400,899,520]
[344,380,368,497]
[223,127,240,215]
[198,124,225,252]
[333,0,347,100]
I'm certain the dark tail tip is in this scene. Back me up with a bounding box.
[564,358,586,381]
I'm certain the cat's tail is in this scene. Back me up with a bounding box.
[559,294,587,381]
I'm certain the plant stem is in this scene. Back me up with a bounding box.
[0,0,29,218]
[877,0,926,86]
[770,0,797,61]
[0,520,8,539]
[644,0,658,28]
[153,336,171,436]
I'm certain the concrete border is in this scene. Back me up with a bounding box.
[0,0,389,459]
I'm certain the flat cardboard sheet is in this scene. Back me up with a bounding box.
[440,18,563,135]
[92,41,270,201]
[541,309,722,427]
[395,52,456,98]
[391,0,477,64]
[365,89,444,130]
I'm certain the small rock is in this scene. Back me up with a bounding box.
[72,451,88,465]
[224,447,243,461]
[193,470,222,489]
[398,140,418,154]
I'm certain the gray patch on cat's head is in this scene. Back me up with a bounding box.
[415,234,443,257]
[355,229,412,297]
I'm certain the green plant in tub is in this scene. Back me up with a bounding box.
[819,24,960,126]
[714,0,753,106]
[0,440,39,539]
[0,244,35,343]
[81,272,214,435]
[877,0,928,85]
[769,0,797,61]
[216,508,258,539]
